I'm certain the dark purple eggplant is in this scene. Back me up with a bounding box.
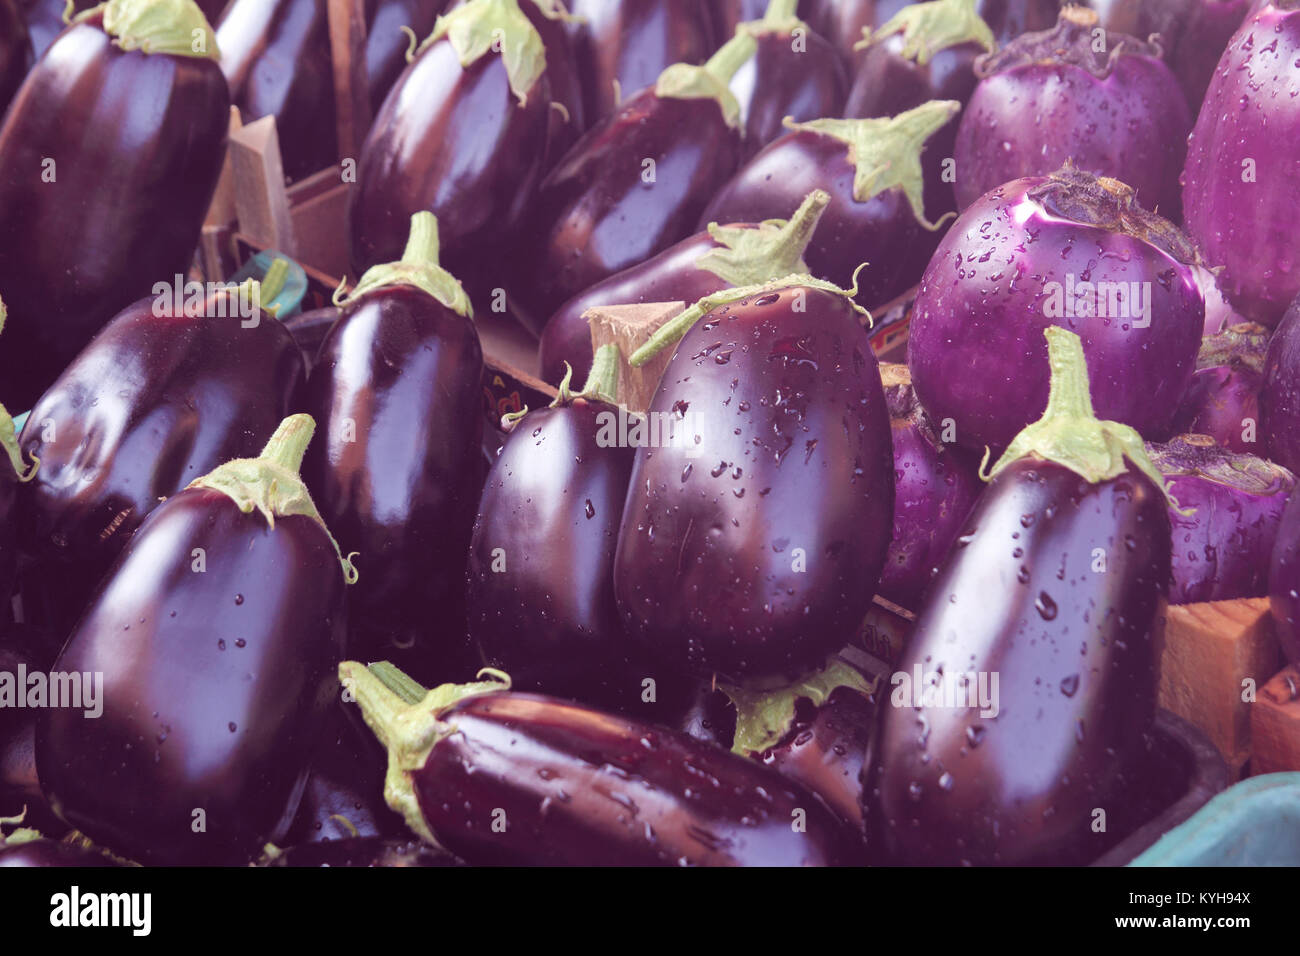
[0,837,125,867]
[870,327,1172,866]
[954,6,1191,218]
[16,283,304,634]
[1262,295,1300,474]
[0,2,230,412]
[538,188,829,386]
[341,662,865,865]
[0,301,36,620]
[1172,322,1270,454]
[511,35,752,331]
[710,0,822,42]
[879,363,982,611]
[365,0,448,112]
[1270,487,1300,666]
[266,837,462,867]
[35,415,353,865]
[0,628,64,835]
[304,213,484,683]
[823,0,1058,65]
[217,0,336,182]
[567,0,715,123]
[1148,433,1295,604]
[18,0,89,61]
[699,100,959,312]
[0,1,31,112]
[614,277,894,681]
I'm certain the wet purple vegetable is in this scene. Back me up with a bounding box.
[1270,487,1300,666]
[1261,294,1300,473]
[1172,322,1271,453]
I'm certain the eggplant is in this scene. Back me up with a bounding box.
[216,0,336,182]
[1148,433,1295,604]
[1261,295,1300,474]
[17,284,305,635]
[0,629,63,835]
[870,327,1173,866]
[0,1,31,112]
[1182,2,1300,326]
[281,303,341,370]
[0,837,125,867]
[710,0,823,41]
[953,6,1191,218]
[1172,322,1270,454]
[1197,263,1253,336]
[538,188,830,387]
[304,213,484,683]
[35,416,354,865]
[614,277,894,681]
[907,165,1205,456]
[511,35,753,332]
[1270,487,1300,666]
[341,662,865,865]
[0,300,36,618]
[19,0,90,61]
[266,837,461,867]
[365,0,448,112]
[698,101,960,312]
[879,363,982,611]
[0,1,230,412]
[567,0,715,123]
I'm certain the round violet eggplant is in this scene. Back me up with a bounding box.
[266,837,462,867]
[698,101,961,312]
[869,328,1173,866]
[216,0,337,182]
[303,213,484,684]
[567,0,715,123]
[365,0,448,112]
[538,188,830,386]
[35,416,355,865]
[1148,433,1295,604]
[953,6,1191,218]
[348,0,558,279]
[1270,488,1300,666]
[1261,295,1300,473]
[511,37,752,331]
[614,278,894,681]
[466,346,633,695]
[0,1,31,112]
[1172,322,1270,453]
[0,2,230,412]
[341,662,866,865]
[879,363,982,611]
[907,166,1205,456]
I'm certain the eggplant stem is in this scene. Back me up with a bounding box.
[259,258,291,309]
[259,414,315,476]
[369,660,431,705]
[704,29,759,83]
[860,0,996,62]
[337,213,472,319]
[697,188,830,287]
[552,344,622,407]
[762,0,799,23]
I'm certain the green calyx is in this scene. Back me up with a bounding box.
[654,30,756,129]
[416,0,547,105]
[629,270,870,368]
[551,343,621,408]
[187,414,360,584]
[695,188,830,288]
[980,327,1182,511]
[858,0,996,64]
[338,661,512,849]
[737,0,804,37]
[334,212,472,319]
[0,296,38,483]
[784,101,961,230]
[76,0,220,59]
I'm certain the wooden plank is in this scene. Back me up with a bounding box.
[229,115,297,256]
[585,301,685,413]
[327,0,372,165]
[288,170,352,281]
[1250,665,1300,775]
[204,106,244,227]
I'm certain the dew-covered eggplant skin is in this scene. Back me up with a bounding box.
[869,330,1172,866]
[1182,2,1300,327]
[953,7,1191,218]
[0,5,230,412]
[614,285,894,682]
[0,1,31,112]
[364,0,448,112]
[1148,434,1295,605]
[1262,296,1300,476]
[36,417,351,866]
[907,167,1205,456]
[1270,490,1300,666]
[1172,322,1270,454]
[266,837,462,867]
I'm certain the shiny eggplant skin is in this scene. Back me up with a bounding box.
[217,0,336,182]
[1270,490,1300,666]
[515,92,743,331]
[0,14,230,411]
[17,293,305,627]
[412,692,864,865]
[1261,296,1300,474]
[614,287,895,681]
[365,0,448,112]
[567,0,714,122]
[467,400,634,694]
[869,459,1171,865]
[267,837,462,867]
[36,488,348,865]
[0,0,30,112]
[0,840,124,867]
[18,0,89,62]
[303,285,485,681]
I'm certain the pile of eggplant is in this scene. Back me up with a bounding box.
[2,0,1300,869]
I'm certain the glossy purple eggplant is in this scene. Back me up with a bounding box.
[567,0,715,122]
[266,837,462,867]
[365,0,448,112]
[342,663,866,865]
[538,188,829,386]
[1148,433,1295,604]
[217,0,336,182]
[954,6,1191,217]
[511,37,752,331]
[879,363,982,611]
[18,0,89,61]
[699,100,960,311]
[823,0,1058,64]
[0,838,125,867]
[1261,295,1300,473]
[36,416,354,865]
[614,279,894,681]
[1270,488,1300,665]
[304,213,484,683]
[0,1,31,111]
[0,2,230,412]
[907,166,1205,456]
[17,285,304,634]
[1172,322,1270,453]
[870,328,1173,866]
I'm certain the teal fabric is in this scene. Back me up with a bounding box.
[230,251,308,320]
